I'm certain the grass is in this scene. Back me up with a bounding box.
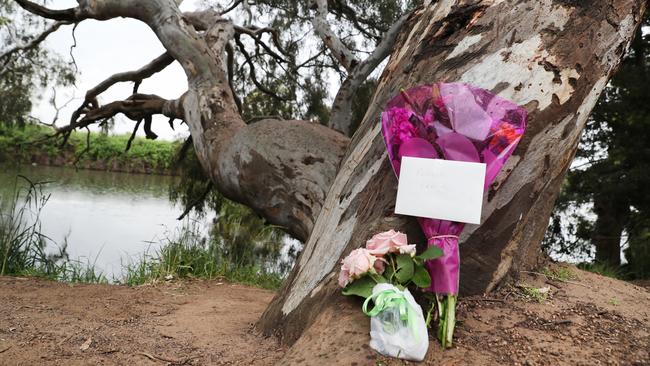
[79,133,179,171]
[0,123,179,172]
[608,298,620,306]
[122,221,285,290]
[542,266,578,282]
[0,176,107,283]
[518,283,550,303]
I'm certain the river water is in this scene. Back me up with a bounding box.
[0,164,211,280]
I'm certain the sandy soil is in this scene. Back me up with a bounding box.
[1,264,649,365]
[0,278,285,365]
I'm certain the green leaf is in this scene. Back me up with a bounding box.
[395,254,414,283]
[342,276,375,298]
[412,265,432,288]
[417,246,444,261]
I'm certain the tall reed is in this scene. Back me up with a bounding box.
[0,176,106,282]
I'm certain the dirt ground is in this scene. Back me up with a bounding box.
[0,278,285,365]
[1,264,649,365]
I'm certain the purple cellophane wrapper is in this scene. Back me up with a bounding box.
[381,82,527,295]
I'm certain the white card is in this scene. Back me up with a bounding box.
[395,157,486,224]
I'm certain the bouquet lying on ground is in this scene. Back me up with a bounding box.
[339,230,444,361]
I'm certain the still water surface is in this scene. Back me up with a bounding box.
[0,165,210,279]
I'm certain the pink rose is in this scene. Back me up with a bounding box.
[366,230,408,256]
[338,248,378,287]
[338,268,350,287]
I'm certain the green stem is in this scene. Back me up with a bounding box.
[436,295,457,349]
[389,257,397,283]
[436,294,445,344]
[425,299,436,327]
[445,295,456,348]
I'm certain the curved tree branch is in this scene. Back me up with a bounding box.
[220,0,243,15]
[0,20,71,62]
[234,25,289,59]
[311,0,358,72]
[58,94,185,135]
[14,0,77,21]
[329,0,387,39]
[17,0,351,242]
[63,51,177,141]
[235,35,288,101]
[310,0,414,135]
[84,52,175,103]
[328,11,412,136]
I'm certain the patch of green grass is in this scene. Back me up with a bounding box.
[608,298,620,306]
[0,123,179,172]
[542,266,578,282]
[518,283,550,303]
[578,262,623,279]
[74,132,179,171]
[122,222,284,290]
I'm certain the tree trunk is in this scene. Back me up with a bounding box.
[258,0,645,346]
[593,193,630,267]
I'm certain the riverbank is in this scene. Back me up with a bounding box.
[1,264,648,365]
[0,168,287,289]
[0,124,180,175]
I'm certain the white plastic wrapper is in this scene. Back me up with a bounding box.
[365,283,429,361]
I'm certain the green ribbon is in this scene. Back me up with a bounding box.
[362,288,419,341]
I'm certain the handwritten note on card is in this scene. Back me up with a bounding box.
[395,157,486,224]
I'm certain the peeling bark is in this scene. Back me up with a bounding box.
[259,0,645,344]
[327,11,411,136]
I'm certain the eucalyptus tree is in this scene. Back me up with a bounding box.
[10,0,645,354]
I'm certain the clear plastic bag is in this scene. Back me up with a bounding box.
[366,283,429,361]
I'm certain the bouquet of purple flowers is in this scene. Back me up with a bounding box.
[381,82,527,348]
